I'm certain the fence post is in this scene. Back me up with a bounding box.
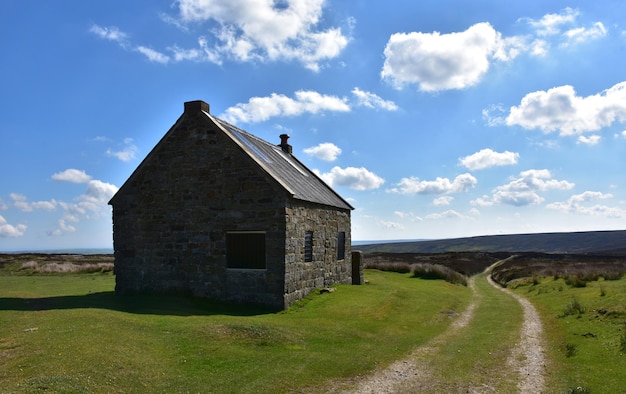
[351,250,364,285]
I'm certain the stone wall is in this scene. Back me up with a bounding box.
[283,201,352,307]
[112,109,289,309]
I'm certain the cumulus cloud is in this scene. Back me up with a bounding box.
[52,169,92,183]
[351,88,398,111]
[0,215,27,237]
[381,22,504,91]
[220,90,350,123]
[10,193,58,212]
[172,0,350,71]
[388,173,477,195]
[577,135,601,146]
[50,179,118,236]
[381,8,607,92]
[547,191,626,218]
[483,169,574,207]
[316,166,385,190]
[433,196,454,206]
[506,82,626,135]
[459,149,519,171]
[303,142,342,162]
[222,88,397,123]
[425,209,469,220]
[106,138,138,162]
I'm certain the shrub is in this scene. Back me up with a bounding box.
[410,263,467,286]
[564,275,587,288]
[559,297,585,318]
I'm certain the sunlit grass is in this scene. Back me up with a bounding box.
[511,276,626,392]
[0,270,470,393]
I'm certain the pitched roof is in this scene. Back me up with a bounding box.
[209,113,353,211]
[109,100,353,211]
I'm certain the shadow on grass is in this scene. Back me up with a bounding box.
[0,292,275,316]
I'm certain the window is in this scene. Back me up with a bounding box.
[304,231,313,262]
[227,232,266,269]
[337,232,346,260]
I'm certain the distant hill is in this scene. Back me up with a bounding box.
[354,230,626,254]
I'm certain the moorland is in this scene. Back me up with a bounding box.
[1,230,626,392]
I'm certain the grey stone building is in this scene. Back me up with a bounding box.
[108,100,355,310]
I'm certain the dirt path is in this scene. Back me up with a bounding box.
[332,262,547,393]
[486,275,546,393]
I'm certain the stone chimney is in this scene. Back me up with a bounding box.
[279,134,292,154]
[184,100,210,113]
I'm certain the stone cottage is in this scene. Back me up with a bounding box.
[108,100,355,310]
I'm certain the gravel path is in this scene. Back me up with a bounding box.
[336,277,479,393]
[486,274,547,393]
[331,262,547,393]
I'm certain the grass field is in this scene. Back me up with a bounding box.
[0,269,470,393]
[510,276,626,393]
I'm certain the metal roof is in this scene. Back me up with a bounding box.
[210,115,353,211]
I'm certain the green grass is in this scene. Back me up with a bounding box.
[0,270,470,393]
[510,276,626,392]
[396,273,523,392]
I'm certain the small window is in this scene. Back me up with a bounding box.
[337,232,346,260]
[227,232,266,269]
[304,231,313,262]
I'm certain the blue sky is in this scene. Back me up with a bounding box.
[1,0,626,251]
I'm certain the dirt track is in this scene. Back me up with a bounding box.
[334,262,547,393]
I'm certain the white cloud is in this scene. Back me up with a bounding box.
[482,104,507,126]
[547,191,626,218]
[470,195,495,207]
[221,90,350,123]
[563,22,607,46]
[577,134,601,146]
[316,166,385,191]
[89,24,128,44]
[433,196,454,206]
[0,215,27,237]
[10,193,58,212]
[52,169,92,183]
[381,9,607,92]
[136,46,170,64]
[459,148,519,171]
[351,88,398,111]
[303,142,342,162]
[488,169,574,206]
[527,7,579,36]
[0,198,7,210]
[388,173,477,195]
[379,220,404,229]
[173,0,350,71]
[382,23,504,91]
[425,209,469,220]
[106,138,138,162]
[506,82,626,135]
[51,180,118,236]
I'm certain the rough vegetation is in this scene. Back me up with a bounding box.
[0,254,114,274]
[490,253,626,288]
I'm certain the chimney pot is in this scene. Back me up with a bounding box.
[184,100,210,114]
[279,134,292,154]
